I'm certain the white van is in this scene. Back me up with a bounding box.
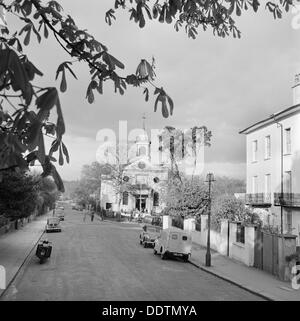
[153,228,192,262]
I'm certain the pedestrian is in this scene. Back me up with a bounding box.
[91,211,95,222]
[83,211,87,222]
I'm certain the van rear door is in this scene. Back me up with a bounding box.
[167,232,181,253]
[168,232,192,254]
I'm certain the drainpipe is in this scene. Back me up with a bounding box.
[271,114,284,235]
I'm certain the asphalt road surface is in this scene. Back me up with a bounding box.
[2,207,264,301]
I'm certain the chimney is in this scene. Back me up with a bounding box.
[292,74,300,105]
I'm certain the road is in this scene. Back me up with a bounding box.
[2,207,264,301]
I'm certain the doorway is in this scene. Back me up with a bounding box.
[135,197,146,211]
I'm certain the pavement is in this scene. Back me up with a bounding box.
[189,243,300,301]
[0,212,51,298]
[0,208,262,301]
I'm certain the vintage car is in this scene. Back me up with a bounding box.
[56,211,65,221]
[55,208,65,221]
[142,215,162,226]
[139,224,161,248]
[45,217,62,233]
[153,228,192,262]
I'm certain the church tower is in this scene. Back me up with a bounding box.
[135,114,150,160]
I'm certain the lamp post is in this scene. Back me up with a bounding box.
[271,114,284,235]
[98,172,102,214]
[205,172,215,267]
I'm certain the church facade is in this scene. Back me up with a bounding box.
[100,132,169,215]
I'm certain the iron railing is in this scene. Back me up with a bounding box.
[245,193,272,206]
[274,193,300,207]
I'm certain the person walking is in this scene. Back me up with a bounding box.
[91,210,95,222]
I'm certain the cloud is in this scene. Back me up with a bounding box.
[19,1,300,180]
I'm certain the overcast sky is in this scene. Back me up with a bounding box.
[14,1,300,181]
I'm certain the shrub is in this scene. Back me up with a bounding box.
[211,194,261,231]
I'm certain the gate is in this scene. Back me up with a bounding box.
[254,227,263,269]
[254,228,279,276]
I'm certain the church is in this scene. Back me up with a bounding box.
[100,124,170,215]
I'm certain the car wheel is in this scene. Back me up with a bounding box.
[161,249,167,260]
[183,254,189,262]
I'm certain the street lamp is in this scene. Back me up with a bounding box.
[205,172,215,267]
[271,114,284,235]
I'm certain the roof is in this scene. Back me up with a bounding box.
[239,104,300,135]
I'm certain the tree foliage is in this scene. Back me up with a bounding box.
[160,125,212,182]
[0,0,293,190]
[0,170,38,219]
[163,175,209,218]
[163,174,247,220]
[211,194,261,231]
[0,170,59,219]
[74,160,136,210]
[110,0,292,39]
[37,175,59,210]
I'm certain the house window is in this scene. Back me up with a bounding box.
[284,171,292,194]
[236,223,245,244]
[122,192,128,205]
[252,140,258,162]
[285,128,291,154]
[285,209,293,234]
[252,176,258,194]
[265,174,271,195]
[265,136,271,159]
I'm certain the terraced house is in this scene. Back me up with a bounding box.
[240,75,300,245]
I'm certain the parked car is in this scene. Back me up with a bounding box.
[139,224,161,248]
[45,217,61,233]
[153,228,192,262]
[142,215,162,226]
[56,210,65,221]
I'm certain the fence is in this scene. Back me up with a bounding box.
[184,215,256,266]
[254,228,297,280]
